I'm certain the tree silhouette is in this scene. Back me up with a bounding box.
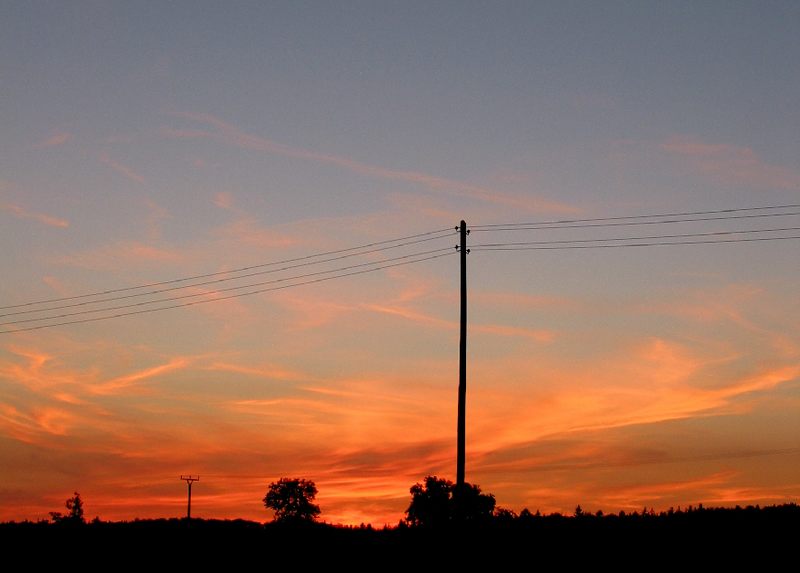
[405,476,496,526]
[451,482,496,522]
[263,478,320,523]
[50,492,85,525]
[406,475,453,527]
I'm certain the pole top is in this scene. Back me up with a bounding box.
[180,475,200,482]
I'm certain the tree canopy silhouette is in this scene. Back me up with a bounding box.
[263,478,321,523]
[49,492,85,525]
[405,476,495,526]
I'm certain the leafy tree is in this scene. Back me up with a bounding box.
[50,492,85,525]
[263,478,320,523]
[406,475,453,527]
[405,476,496,526]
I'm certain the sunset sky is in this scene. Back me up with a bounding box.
[1,2,799,525]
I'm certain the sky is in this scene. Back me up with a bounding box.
[1,1,799,525]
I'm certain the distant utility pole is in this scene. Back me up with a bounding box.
[180,475,199,520]
[456,220,469,488]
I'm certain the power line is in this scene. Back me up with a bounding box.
[0,226,455,311]
[470,226,800,249]
[0,233,455,318]
[0,250,455,334]
[470,211,800,232]
[0,248,454,328]
[471,234,800,252]
[470,203,800,229]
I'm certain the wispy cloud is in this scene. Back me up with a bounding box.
[660,135,800,190]
[54,241,182,270]
[364,302,555,342]
[36,131,72,148]
[164,112,578,213]
[99,152,146,184]
[212,217,298,249]
[92,357,190,395]
[213,191,234,210]
[144,198,170,241]
[0,202,69,228]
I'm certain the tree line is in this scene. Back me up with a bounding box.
[31,475,799,531]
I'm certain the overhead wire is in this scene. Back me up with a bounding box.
[0,247,455,328]
[470,203,800,229]
[0,226,455,311]
[470,210,800,232]
[470,226,800,249]
[472,234,800,252]
[4,204,799,334]
[0,232,456,318]
[0,250,456,334]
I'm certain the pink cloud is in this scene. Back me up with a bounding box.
[144,198,170,241]
[99,152,146,184]
[36,131,72,148]
[213,192,233,210]
[660,135,800,190]
[1,202,69,228]
[212,217,298,249]
[54,241,182,270]
[165,112,578,214]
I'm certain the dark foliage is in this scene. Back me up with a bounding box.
[49,492,85,525]
[405,475,496,526]
[263,477,321,523]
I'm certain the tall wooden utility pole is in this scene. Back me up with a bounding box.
[456,220,468,487]
[180,475,199,520]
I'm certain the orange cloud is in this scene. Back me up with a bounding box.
[1,202,69,228]
[92,357,190,395]
[165,112,577,213]
[660,135,800,190]
[207,361,313,382]
[364,302,555,342]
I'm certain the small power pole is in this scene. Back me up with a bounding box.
[180,475,199,520]
[456,220,469,488]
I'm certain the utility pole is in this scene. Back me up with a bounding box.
[456,220,469,488]
[180,475,199,520]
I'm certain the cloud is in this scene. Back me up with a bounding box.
[164,112,578,214]
[660,135,800,190]
[207,361,313,382]
[364,302,555,342]
[212,217,298,249]
[0,403,76,442]
[92,357,191,395]
[36,131,72,148]
[54,241,182,270]
[0,202,69,228]
[144,198,170,241]
[99,152,146,184]
[213,192,234,210]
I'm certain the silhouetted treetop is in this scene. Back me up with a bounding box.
[405,476,496,527]
[263,478,320,523]
[49,492,85,525]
